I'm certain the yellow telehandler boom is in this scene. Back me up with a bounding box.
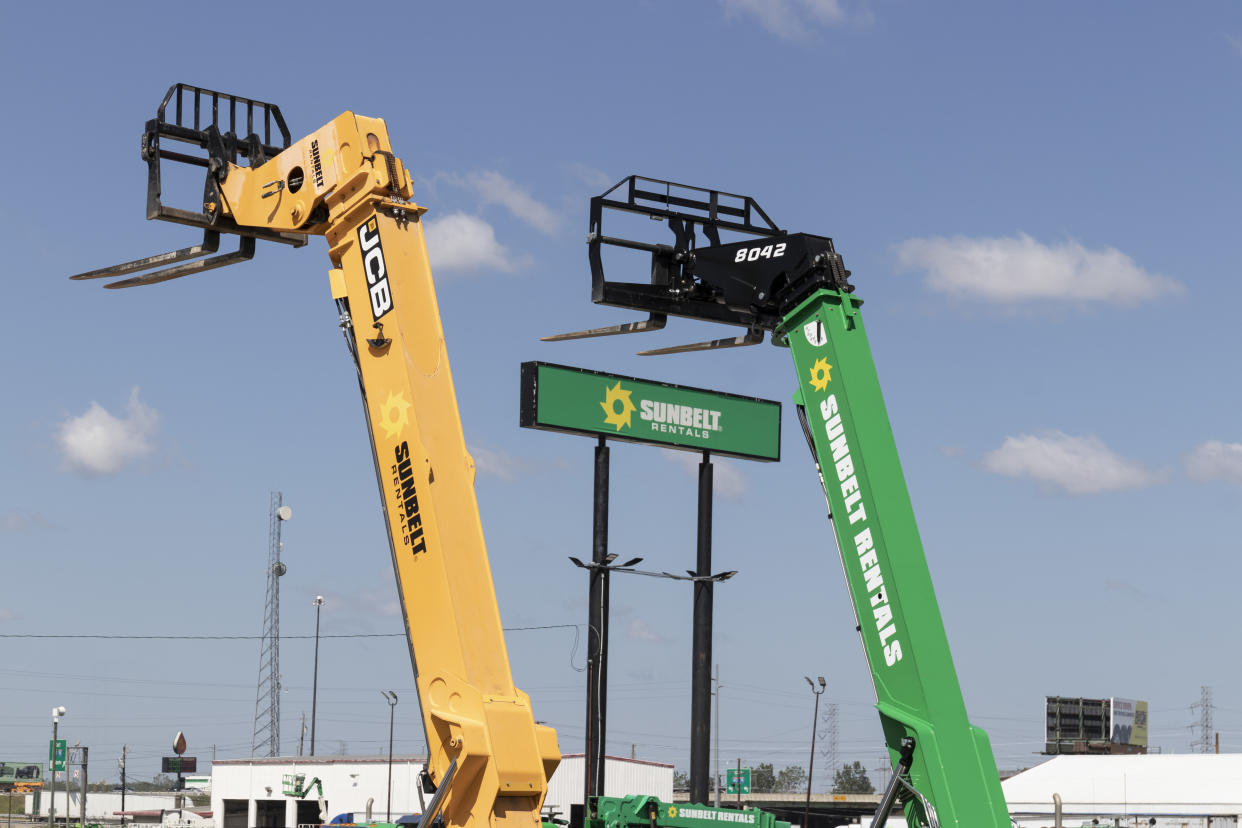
[71,83,560,828]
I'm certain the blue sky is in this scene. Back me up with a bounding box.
[4,0,1242,790]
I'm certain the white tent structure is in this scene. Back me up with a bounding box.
[1002,755,1242,828]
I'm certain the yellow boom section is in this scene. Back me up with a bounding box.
[223,113,561,828]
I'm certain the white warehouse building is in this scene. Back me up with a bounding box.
[210,754,672,828]
[1002,755,1242,828]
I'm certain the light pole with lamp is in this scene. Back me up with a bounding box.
[310,595,325,755]
[48,706,65,828]
[567,557,736,811]
[804,676,826,828]
[381,691,398,822]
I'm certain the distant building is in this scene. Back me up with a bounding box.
[209,754,672,828]
[1045,697,1149,755]
[1003,754,1242,828]
[210,755,425,828]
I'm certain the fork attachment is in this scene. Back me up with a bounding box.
[70,83,306,288]
[546,175,854,352]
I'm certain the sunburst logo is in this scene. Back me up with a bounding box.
[809,357,833,391]
[379,390,411,439]
[600,381,636,431]
[667,807,678,819]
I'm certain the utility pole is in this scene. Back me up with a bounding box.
[119,746,126,827]
[48,707,64,828]
[79,747,88,828]
[311,595,325,756]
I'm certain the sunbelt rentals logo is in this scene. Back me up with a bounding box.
[599,380,723,440]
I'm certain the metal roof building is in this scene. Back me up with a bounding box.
[1002,755,1242,828]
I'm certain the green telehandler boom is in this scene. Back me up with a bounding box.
[548,177,1011,828]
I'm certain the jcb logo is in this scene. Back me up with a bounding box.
[358,217,394,321]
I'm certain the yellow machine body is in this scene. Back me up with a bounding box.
[75,97,560,828]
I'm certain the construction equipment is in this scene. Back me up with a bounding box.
[284,775,330,823]
[591,797,789,828]
[549,177,1012,828]
[71,84,560,828]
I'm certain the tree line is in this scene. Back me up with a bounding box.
[675,761,874,794]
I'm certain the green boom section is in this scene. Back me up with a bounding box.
[780,289,1009,828]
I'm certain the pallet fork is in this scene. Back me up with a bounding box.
[70,83,306,288]
[544,175,853,353]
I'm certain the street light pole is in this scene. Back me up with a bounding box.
[48,706,64,828]
[310,596,325,756]
[381,691,398,822]
[804,677,826,828]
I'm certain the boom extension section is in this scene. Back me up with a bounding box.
[552,176,1010,828]
[70,84,560,828]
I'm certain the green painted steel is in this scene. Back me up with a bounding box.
[520,362,781,461]
[591,796,789,828]
[780,288,1010,828]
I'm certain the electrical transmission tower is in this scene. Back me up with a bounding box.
[1191,685,1215,753]
[252,492,291,757]
[819,702,840,788]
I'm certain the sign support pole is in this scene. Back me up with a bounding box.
[689,451,713,805]
[584,437,610,816]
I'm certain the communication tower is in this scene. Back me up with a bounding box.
[251,492,291,756]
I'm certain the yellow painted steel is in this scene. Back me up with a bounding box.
[220,114,560,828]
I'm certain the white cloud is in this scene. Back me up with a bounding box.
[628,618,666,644]
[423,212,528,274]
[0,609,16,622]
[2,509,51,532]
[720,0,868,39]
[662,450,748,501]
[895,234,1180,305]
[58,388,159,476]
[1185,441,1242,485]
[469,445,529,481]
[440,171,560,235]
[356,588,402,618]
[981,431,1163,494]
[565,162,614,191]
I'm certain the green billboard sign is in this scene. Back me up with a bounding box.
[0,761,43,785]
[520,362,780,461]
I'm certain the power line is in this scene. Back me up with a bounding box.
[0,624,578,640]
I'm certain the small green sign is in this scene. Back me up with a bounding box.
[520,362,780,461]
[726,767,751,794]
[48,741,65,772]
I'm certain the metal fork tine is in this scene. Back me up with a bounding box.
[103,237,255,289]
[70,232,222,280]
[541,313,666,342]
[636,329,763,356]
